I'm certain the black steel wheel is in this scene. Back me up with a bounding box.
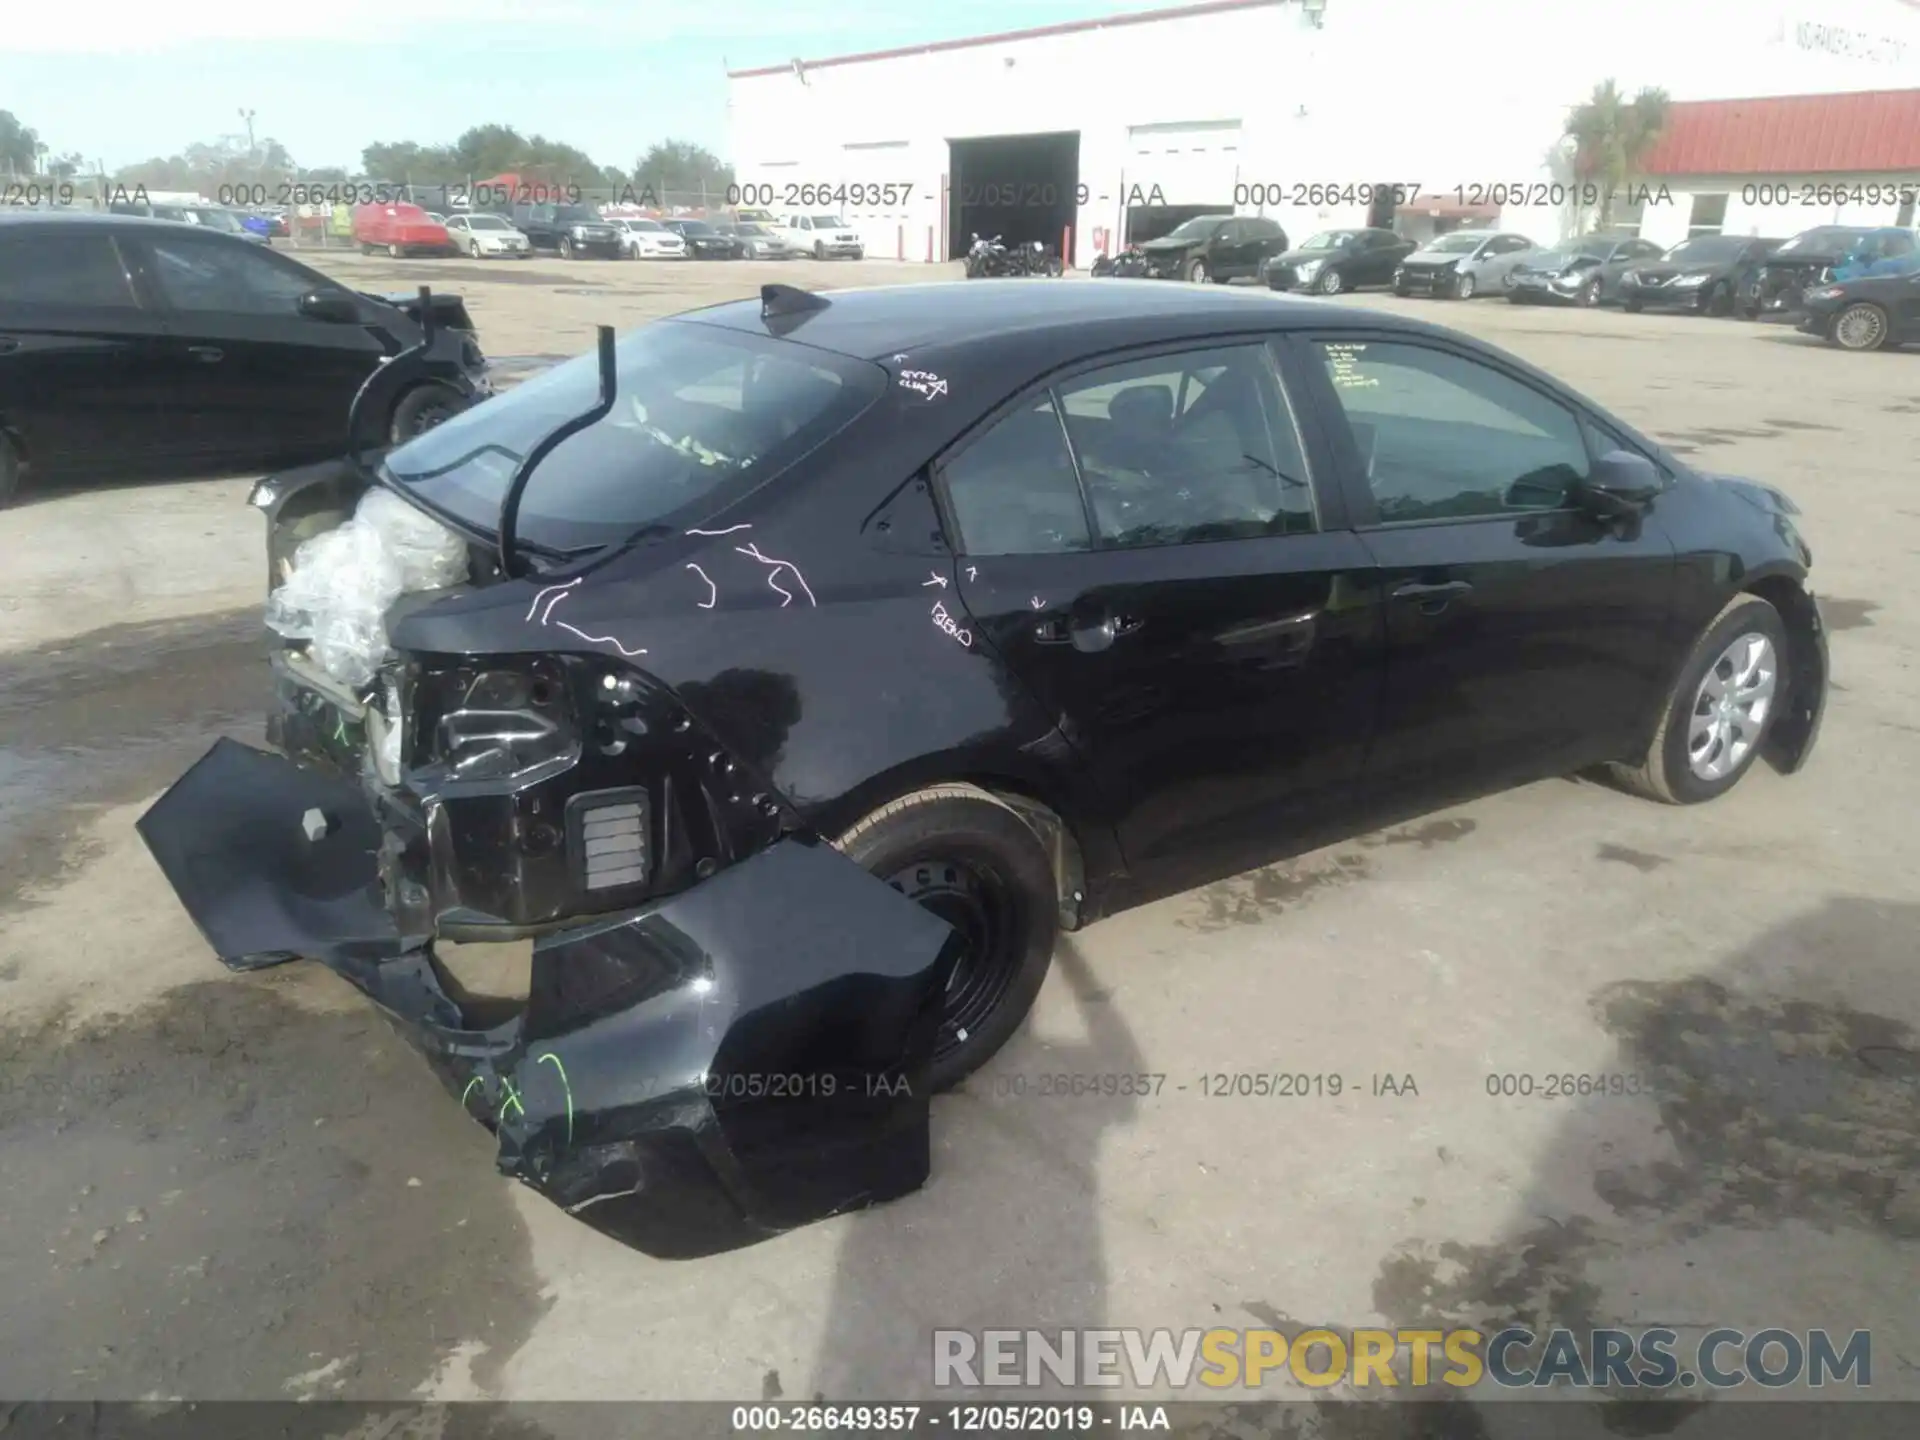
[834,786,1058,1091]
[389,382,467,444]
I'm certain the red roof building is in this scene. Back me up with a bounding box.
[1640,89,1920,175]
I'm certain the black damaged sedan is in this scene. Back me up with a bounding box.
[141,280,1829,1259]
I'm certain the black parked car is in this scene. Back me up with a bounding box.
[1619,234,1784,316]
[0,213,488,506]
[1741,225,1919,320]
[140,279,1828,1260]
[1797,267,1920,351]
[510,202,623,259]
[1263,228,1415,295]
[665,218,748,260]
[1507,233,1666,306]
[1131,214,1289,283]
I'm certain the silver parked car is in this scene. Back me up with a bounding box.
[1393,230,1539,299]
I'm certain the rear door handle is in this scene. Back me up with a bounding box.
[1033,610,1143,651]
[187,346,224,363]
[1392,579,1473,613]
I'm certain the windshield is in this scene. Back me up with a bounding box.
[810,215,847,228]
[1778,228,1868,254]
[735,223,770,236]
[1427,233,1484,253]
[554,204,604,224]
[381,322,886,553]
[465,214,509,230]
[1664,235,1745,264]
[1300,231,1357,250]
[676,220,714,235]
[190,208,244,232]
[1163,217,1224,241]
[630,218,663,231]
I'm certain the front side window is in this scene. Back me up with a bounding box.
[0,231,138,307]
[144,235,318,314]
[381,321,884,553]
[1312,340,1590,522]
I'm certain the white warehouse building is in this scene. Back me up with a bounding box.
[726,0,1920,265]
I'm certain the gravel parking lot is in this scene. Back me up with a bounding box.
[2,253,1916,1415]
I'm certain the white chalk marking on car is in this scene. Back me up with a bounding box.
[734,542,818,608]
[524,577,581,623]
[687,563,718,609]
[923,573,948,588]
[687,523,753,536]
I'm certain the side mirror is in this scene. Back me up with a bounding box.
[1577,450,1662,516]
[298,290,360,324]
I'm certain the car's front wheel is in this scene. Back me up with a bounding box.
[1830,301,1891,352]
[387,243,403,258]
[1612,594,1789,804]
[1187,257,1209,284]
[558,237,575,259]
[1454,271,1476,300]
[1316,268,1344,295]
[389,382,468,444]
[834,785,1058,1092]
[814,240,827,260]
[469,241,483,259]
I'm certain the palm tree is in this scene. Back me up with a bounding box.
[1564,80,1670,230]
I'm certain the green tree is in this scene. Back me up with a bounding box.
[361,126,613,187]
[117,134,301,195]
[632,140,732,202]
[0,110,42,175]
[1564,80,1669,229]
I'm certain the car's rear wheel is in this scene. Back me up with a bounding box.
[1611,595,1788,805]
[389,382,467,444]
[834,785,1058,1092]
[1830,301,1891,352]
[1316,268,1344,295]
[1454,271,1476,300]
[814,240,827,260]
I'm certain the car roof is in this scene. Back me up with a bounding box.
[676,277,1449,362]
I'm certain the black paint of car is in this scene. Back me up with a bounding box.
[139,279,1828,1259]
[664,219,748,260]
[1797,267,1920,351]
[1132,214,1289,283]
[1263,228,1415,295]
[1619,235,1784,316]
[510,202,624,259]
[1741,226,1920,320]
[1507,234,1666,306]
[0,212,488,507]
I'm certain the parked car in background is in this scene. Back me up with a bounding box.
[1126,214,1289,283]
[1507,234,1664,307]
[1393,230,1538,299]
[609,217,688,259]
[1620,234,1783,316]
[1798,267,1920,351]
[717,220,802,259]
[1743,226,1919,320]
[780,213,864,259]
[139,278,1827,1262]
[183,206,271,245]
[664,218,748,260]
[1263,228,1415,295]
[109,199,193,222]
[0,212,488,506]
[353,201,453,258]
[511,202,623,259]
[445,211,532,259]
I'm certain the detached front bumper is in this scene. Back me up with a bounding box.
[137,737,964,1258]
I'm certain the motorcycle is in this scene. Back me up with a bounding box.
[965,233,1064,278]
[1091,246,1149,279]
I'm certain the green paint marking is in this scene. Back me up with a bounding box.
[332,714,349,745]
[537,1053,574,1146]
[498,1078,524,1122]
[460,1076,484,1109]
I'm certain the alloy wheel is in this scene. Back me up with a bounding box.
[559,237,574,259]
[469,242,482,259]
[1687,633,1777,782]
[1188,258,1208,283]
[1833,303,1888,351]
[1455,271,1476,300]
[1318,269,1344,295]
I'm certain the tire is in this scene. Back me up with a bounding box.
[0,434,22,509]
[468,241,482,259]
[1830,301,1891,352]
[1578,278,1600,307]
[1316,268,1344,295]
[558,236,574,259]
[1454,271,1476,300]
[1623,298,1643,313]
[1187,257,1209,284]
[388,382,467,445]
[1610,594,1790,805]
[388,242,402,259]
[814,240,827,260]
[833,785,1059,1092]
[1393,282,1410,297]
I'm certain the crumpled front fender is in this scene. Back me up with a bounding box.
[138,740,964,1257]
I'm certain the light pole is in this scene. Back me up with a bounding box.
[238,108,257,163]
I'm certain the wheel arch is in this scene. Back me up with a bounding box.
[1742,571,1826,774]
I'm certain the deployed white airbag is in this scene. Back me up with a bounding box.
[264,488,469,689]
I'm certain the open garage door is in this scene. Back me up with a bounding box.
[1122,120,1242,241]
[946,132,1080,260]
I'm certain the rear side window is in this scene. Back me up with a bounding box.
[0,232,137,308]
[942,397,1093,556]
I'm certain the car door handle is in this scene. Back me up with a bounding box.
[1034,610,1143,651]
[1392,579,1473,613]
[187,346,223,363]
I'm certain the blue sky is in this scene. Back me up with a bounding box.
[12,0,1180,173]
